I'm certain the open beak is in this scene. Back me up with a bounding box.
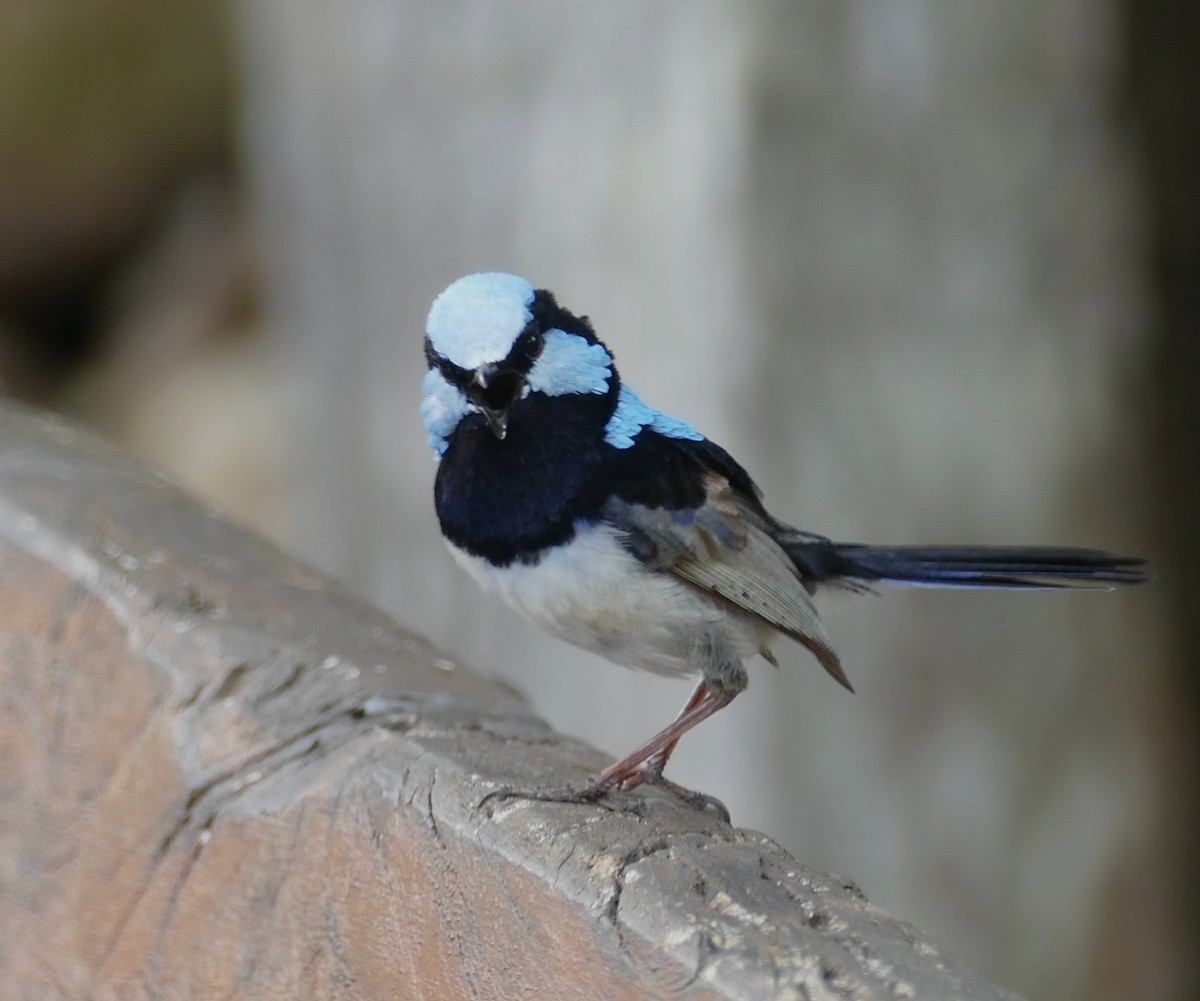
[472,364,515,440]
[480,405,509,440]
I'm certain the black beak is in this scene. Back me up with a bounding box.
[472,364,519,440]
[480,405,509,440]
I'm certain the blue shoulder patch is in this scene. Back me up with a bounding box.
[604,384,705,450]
[525,329,612,397]
[420,368,471,457]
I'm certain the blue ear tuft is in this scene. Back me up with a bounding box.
[420,368,472,456]
[426,273,535,369]
[526,330,613,397]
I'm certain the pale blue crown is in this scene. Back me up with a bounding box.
[427,272,535,369]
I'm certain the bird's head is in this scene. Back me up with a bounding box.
[421,273,617,455]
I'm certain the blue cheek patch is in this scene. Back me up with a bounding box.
[604,385,705,450]
[526,330,613,397]
[421,368,472,457]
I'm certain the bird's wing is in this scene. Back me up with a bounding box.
[602,473,851,690]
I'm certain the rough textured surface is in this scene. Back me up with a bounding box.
[0,402,1024,1000]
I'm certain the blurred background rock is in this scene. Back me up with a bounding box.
[1,2,1194,999]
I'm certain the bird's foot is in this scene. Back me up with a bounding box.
[631,773,731,822]
[478,777,625,813]
[480,770,729,823]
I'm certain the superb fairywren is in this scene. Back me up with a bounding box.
[421,272,1148,809]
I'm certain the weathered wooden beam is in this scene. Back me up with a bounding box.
[0,402,1023,1000]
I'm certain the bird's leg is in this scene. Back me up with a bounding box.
[481,683,737,818]
[599,681,733,819]
[621,679,709,787]
[592,684,734,789]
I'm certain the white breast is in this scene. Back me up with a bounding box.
[447,522,765,678]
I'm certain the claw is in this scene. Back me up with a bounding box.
[479,770,730,824]
[625,770,731,823]
[478,779,612,815]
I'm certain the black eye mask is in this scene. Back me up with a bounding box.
[424,319,545,397]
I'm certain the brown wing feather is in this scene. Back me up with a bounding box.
[604,475,853,691]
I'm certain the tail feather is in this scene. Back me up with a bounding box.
[782,539,1150,590]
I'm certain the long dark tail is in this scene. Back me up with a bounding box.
[782,537,1150,590]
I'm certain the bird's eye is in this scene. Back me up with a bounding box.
[509,324,544,369]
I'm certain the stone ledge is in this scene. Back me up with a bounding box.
[0,402,1022,1000]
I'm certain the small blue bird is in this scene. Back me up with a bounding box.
[422,272,1148,809]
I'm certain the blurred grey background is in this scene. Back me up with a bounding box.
[2,2,1195,999]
